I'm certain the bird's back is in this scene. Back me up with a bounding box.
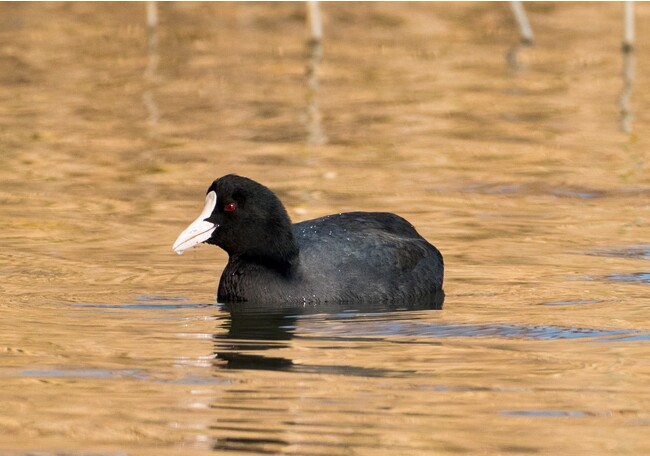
[292,212,444,303]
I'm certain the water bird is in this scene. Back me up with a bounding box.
[173,175,444,306]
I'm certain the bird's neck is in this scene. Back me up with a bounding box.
[229,232,299,276]
[218,247,299,303]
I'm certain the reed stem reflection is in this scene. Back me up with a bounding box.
[620,1,635,133]
[506,2,534,72]
[510,1,534,46]
[305,1,327,145]
[143,1,160,127]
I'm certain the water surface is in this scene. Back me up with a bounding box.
[1,3,649,455]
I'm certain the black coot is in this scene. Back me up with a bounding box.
[173,175,444,306]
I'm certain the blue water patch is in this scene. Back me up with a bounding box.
[594,333,650,343]
[579,271,650,285]
[586,246,650,260]
[399,323,636,341]
[136,294,188,302]
[300,319,648,343]
[605,272,650,283]
[551,188,605,199]
[18,368,148,380]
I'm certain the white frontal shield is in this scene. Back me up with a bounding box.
[172,191,217,255]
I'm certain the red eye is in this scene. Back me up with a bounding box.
[224,202,237,212]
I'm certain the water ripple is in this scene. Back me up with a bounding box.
[299,320,648,343]
[8,368,231,385]
[499,409,590,417]
[72,303,216,310]
[586,245,650,260]
[605,273,650,284]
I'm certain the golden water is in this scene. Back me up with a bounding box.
[1,3,649,455]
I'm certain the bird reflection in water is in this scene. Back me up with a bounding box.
[209,293,443,453]
[212,290,444,372]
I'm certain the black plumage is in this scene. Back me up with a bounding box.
[175,174,444,307]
